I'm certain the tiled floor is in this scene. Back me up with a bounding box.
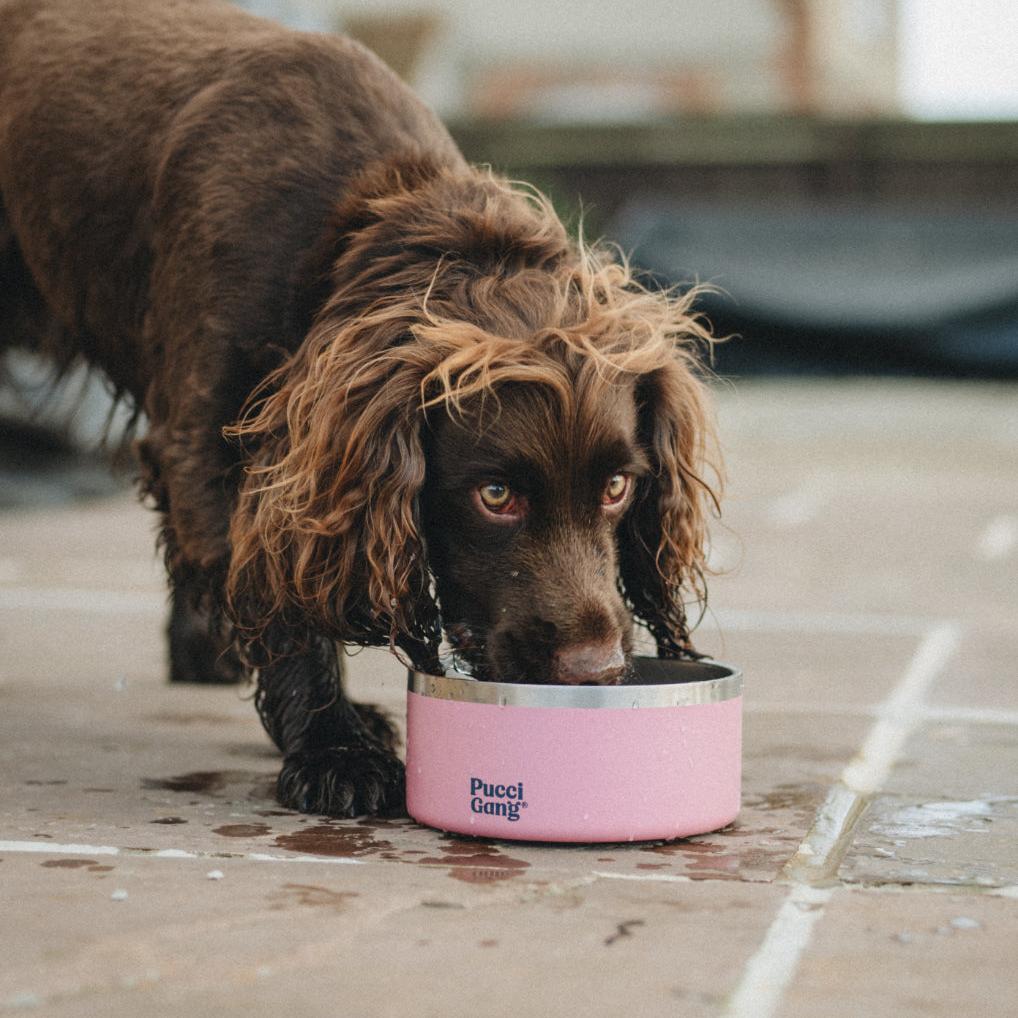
[1,380,1015,1017]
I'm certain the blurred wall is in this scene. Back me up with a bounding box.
[241,0,899,120]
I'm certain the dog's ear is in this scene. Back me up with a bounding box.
[225,305,442,668]
[617,356,719,657]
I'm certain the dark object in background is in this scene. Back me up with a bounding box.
[0,416,123,509]
[611,200,1018,378]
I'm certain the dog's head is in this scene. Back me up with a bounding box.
[227,161,719,683]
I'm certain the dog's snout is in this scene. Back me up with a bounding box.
[553,640,626,685]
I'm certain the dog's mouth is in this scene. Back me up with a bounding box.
[441,623,633,685]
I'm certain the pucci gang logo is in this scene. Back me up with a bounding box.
[469,778,528,822]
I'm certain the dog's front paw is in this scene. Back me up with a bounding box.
[277,747,406,818]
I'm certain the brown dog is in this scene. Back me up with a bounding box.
[0,0,719,817]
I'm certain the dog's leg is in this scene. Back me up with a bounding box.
[139,366,403,815]
[135,430,240,685]
[252,624,406,818]
[1,199,59,360]
[167,581,244,685]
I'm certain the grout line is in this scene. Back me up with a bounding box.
[0,840,120,856]
[744,700,1018,728]
[724,621,963,1018]
[590,870,691,884]
[706,607,935,637]
[921,704,1018,727]
[975,514,1017,561]
[780,784,868,886]
[830,881,1018,898]
[0,584,940,637]
[0,840,365,866]
[0,558,22,583]
[0,586,166,615]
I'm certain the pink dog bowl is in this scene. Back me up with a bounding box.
[406,657,742,843]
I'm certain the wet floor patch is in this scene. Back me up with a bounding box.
[605,919,645,946]
[143,771,232,794]
[145,712,239,726]
[39,859,113,873]
[267,884,359,912]
[840,794,1018,888]
[742,782,828,817]
[141,769,276,801]
[418,838,531,884]
[273,822,396,859]
[213,823,272,838]
[270,819,531,883]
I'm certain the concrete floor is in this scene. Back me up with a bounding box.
[1,379,1016,1017]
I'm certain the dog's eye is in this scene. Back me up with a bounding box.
[602,473,630,506]
[478,482,513,511]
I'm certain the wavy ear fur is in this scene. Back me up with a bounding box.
[225,301,441,663]
[618,352,720,657]
[224,157,573,664]
[225,154,720,665]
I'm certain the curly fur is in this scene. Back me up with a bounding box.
[1,0,721,817]
[226,162,719,664]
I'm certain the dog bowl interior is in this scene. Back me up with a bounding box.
[406,656,742,844]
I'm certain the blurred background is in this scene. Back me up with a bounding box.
[3,0,1018,505]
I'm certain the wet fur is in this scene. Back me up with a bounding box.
[0,0,719,817]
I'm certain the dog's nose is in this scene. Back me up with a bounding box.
[553,640,626,685]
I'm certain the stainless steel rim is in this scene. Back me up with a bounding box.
[407,658,742,708]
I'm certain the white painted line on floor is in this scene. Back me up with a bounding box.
[0,586,165,615]
[725,884,833,1018]
[921,704,1018,727]
[727,621,964,1018]
[841,622,962,795]
[787,621,963,882]
[245,852,364,866]
[708,607,935,637]
[745,699,1018,729]
[2,583,943,645]
[0,840,365,866]
[591,870,692,884]
[975,514,1017,561]
[0,840,120,856]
